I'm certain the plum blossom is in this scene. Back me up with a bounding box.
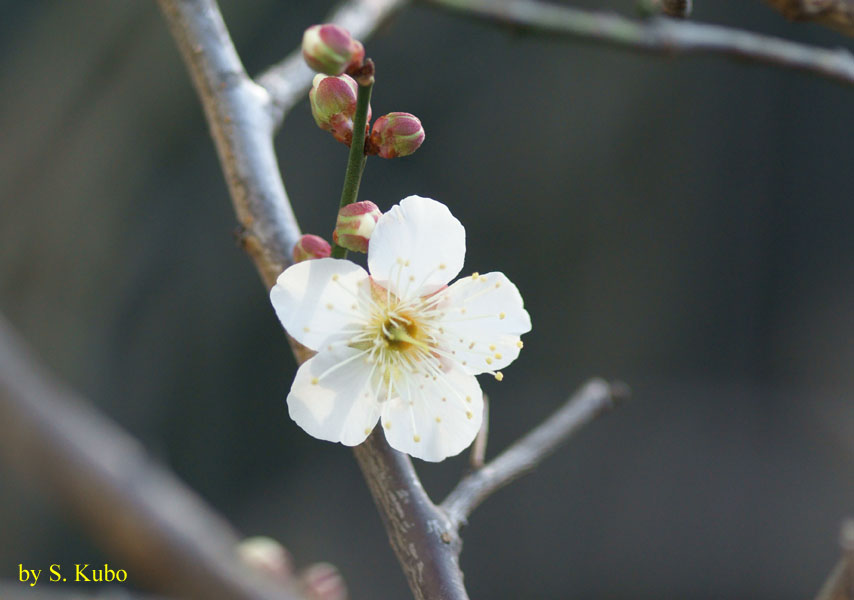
[270,196,531,461]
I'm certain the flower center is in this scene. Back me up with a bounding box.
[383,318,420,351]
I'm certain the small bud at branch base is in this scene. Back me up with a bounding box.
[293,234,332,263]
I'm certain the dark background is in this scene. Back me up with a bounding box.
[1,1,853,598]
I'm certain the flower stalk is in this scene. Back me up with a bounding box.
[331,63,375,259]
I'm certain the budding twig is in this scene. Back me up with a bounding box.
[257,0,408,132]
[331,64,375,260]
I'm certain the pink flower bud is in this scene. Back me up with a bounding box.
[302,24,364,76]
[368,112,425,159]
[293,234,332,263]
[332,201,382,253]
[300,563,348,600]
[309,74,372,145]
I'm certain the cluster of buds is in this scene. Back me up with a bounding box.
[303,24,425,159]
[309,74,371,145]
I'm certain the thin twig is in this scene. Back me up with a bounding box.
[764,0,854,37]
[469,394,489,470]
[441,378,628,528]
[424,0,854,87]
[0,316,299,600]
[257,0,408,132]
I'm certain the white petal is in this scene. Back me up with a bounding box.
[380,363,483,462]
[436,272,531,375]
[368,196,465,300]
[270,258,370,350]
[287,344,382,446]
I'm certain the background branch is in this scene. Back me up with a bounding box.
[814,518,854,600]
[424,0,854,87]
[441,378,628,528]
[764,0,854,37]
[0,587,166,600]
[0,315,299,600]
[257,0,408,131]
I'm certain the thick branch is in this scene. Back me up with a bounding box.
[257,0,408,131]
[353,431,468,600]
[441,378,628,528]
[425,0,854,87]
[0,316,298,600]
[765,0,854,37]
[157,0,300,288]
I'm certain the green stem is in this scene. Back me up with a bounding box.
[331,79,373,259]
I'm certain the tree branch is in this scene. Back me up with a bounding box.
[424,0,854,87]
[441,378,628,528]
[157,2,465,599]
[157,0,300,289]
[353,432,468,600]
[764,0,854,37]
[257,0,408,132]
[0,316,299,600]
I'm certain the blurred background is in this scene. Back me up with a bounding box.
[1,0,853,598]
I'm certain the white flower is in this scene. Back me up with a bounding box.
[270,196,531,462]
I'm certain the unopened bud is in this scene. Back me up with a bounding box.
[302,24,364,76]
[300,563,348,600]
[368,112,425,159]
[237,536,292,581]
[309,74,371,145]
[332,201,381,253]
[293,234,332,263]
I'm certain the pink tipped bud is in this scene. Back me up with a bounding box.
[236,537,293,581]
[332,201,381,253]
[302,24,364,76]
[293,234,332,263]
[368,112,425,159]
[300,563,348,600]
[309,74,371,145]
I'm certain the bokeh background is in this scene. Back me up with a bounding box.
[2,1,854,598]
